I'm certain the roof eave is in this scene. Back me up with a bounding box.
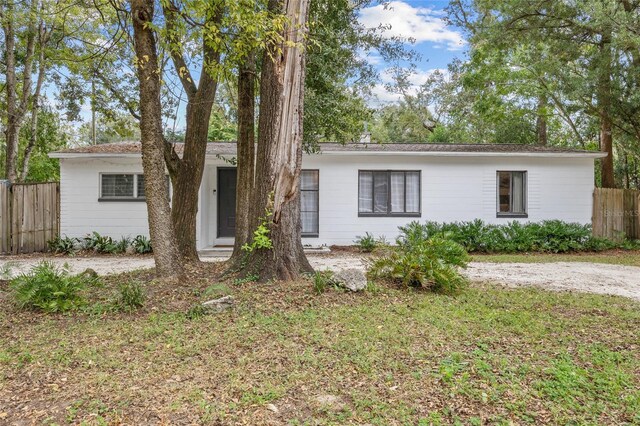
[50,151,607,159]
[313,151,607,159]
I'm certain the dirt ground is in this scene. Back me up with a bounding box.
[1,252,640,301]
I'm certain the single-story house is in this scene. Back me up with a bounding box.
[50,142,605,250]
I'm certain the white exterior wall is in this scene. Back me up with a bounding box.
[300,154,595,246]
[59,153,596,249]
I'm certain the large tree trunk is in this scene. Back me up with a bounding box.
[598,32,615,188]
[535,94,548,146]
[240,0,313,281]
[131,0,184,279]
[230,53,257,264]
[162,5,221,263]
[170,85,217,263]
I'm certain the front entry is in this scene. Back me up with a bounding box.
[217,168,236,238]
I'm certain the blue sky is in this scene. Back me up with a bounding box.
[358,0,467,104]
[68,0,467,130]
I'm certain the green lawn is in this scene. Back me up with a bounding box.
[473,250,640,267]
[1,267,639,425]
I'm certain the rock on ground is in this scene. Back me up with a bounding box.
[201,295,235,313]
[334,268,367,292]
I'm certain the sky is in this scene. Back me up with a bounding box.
[70,0,468,132]
[358,0,467,105]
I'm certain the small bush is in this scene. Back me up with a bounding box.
[47,235,79,255]
[10,261,99,312]
[113,237,131,254]
[310,269,340,294]
[368,235,469,294]
[132,235,152,254]
[355,232,377,252]
[115,280,146,312]
[82,231,118,254]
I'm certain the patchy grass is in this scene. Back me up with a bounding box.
[0,265,639,425]
[473,250,640,267]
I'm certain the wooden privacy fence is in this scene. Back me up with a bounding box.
[0,181,60,254]
[592,188,640,241]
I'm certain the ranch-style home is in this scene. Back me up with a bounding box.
[49,142,606,250]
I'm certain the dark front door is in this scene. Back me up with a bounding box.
[217,168,237,238]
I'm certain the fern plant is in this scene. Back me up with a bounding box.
[10,261,99,312]
[132,235,153,254]
[368,235,469,294]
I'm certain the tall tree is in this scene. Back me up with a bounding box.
[238,0,313,280]
[448,0,640,187]
[2,0,40,182]
[130,0,184,278]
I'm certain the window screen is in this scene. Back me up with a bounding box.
[101,174,135,198]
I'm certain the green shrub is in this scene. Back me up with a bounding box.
[354,232,377,252]
[132,235,152,254]
[310,269,340,294]
[398,220,632,254]
[10,261,99,312]
[115,280,146,312]
[82,231,118,253]
[113,237,131,254]
[368,235,469,293]
[47,235,79,255]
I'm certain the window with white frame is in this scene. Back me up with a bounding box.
[358,170,421,216]
[497,171,527,216]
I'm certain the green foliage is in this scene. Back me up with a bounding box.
[242,204,273,253]
[354,232,377,253]
[9,261,99,312]
[399,220,625,254]
[132,235,153,254]
[82,232,116,253]
[202,283,232,299]
[47,235,79,255]
[309,269,340,294]
[114,281,146,312]
[233,275,259,285]
[208,107,237,141]
[368,233,470,294]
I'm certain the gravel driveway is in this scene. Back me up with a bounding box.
[2,254,639,301]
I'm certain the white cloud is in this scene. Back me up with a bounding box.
[359,1,466,51]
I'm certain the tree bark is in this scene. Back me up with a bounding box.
[598,31,615,188]
[131,0,184,279]
[535,94,548,146]
[240,0,313,281]
[162,3,221,263]
[2,0,37,182]
[230,53,257,264]
[20,22,48,181]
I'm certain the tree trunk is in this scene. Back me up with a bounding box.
[535,94,548,146]
[2,0,37,182]
[598,33,615,188]
[170,86,217,263]
[230,53,257,264]
[162,4,221,263]
[131,0,184,279]
[240,0,313,281]
[20,25,47,181]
